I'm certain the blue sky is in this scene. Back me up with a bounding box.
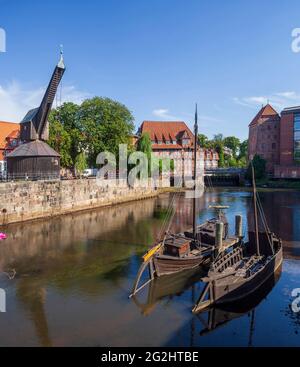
[1,0,300,140]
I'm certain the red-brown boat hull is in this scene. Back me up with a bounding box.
[153,254,208,277]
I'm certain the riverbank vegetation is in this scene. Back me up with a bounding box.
[256,178,300,190]
[198,133,248,168]
[48,98,135,169]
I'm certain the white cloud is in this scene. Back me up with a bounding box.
[152,108,223,126]
[0,81,90,122]
[152,108,180,120]
[233,91,300,111]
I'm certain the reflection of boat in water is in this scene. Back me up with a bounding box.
[193,163,283,313]
[132,259,282,336]
[132,267,205,315]
[197,265,282,336]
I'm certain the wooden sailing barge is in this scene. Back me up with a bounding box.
[193,163,283,313]
[130,106,242,298]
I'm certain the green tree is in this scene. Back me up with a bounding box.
[239,139,248,159]
[198,134,210,148]
[137,132,152,159]
[225,156,238,168]
[79,97,134,165]
[246,154,266,180]
[224,136,241,158]
[214,142,225,168]
[75,152,88,176]
[137,132,153,176]
[213,133,224,144]
[49,98,134,168]
[50,102,82,165]
[48,120,73,168]
[210,134,225,167]
[237,156,247,168]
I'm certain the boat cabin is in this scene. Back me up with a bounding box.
[164,237,190,258]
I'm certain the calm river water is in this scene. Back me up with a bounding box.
[0,188,300,346]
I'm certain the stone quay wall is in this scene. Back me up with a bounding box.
[0,178,161,225]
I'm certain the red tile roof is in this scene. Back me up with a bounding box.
[0,121,20,160]
[7,129,20,139]
[249,104,279,127]
[139,121,219,161]
[140,121,194,148]
[151,144,184,150]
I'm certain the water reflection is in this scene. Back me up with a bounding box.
[0,189,299,346]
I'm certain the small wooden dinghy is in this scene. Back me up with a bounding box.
[193,163,283,313]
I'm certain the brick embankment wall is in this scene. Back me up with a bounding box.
[0,178,160,225]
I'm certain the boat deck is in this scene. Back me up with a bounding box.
[222,236,240,250]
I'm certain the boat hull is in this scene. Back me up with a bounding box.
[153,254,208,277]
[213,247,283,305]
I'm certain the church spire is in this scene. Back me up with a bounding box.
[57,44,65,69]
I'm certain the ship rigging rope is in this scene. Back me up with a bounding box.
[156,168,208,242]
[256,193,270,233]
[156,182,182,242]
[255,192,274,250]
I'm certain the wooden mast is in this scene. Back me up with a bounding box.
[251,161,260,256]
[193,104,198,239]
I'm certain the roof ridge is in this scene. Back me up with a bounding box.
[0,121,19,125]
[249,104,279,126]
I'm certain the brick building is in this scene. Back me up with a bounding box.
[0,121,20,177]
[248,104,300,178]
[275,106,300,178]
[138,121,219,178]
[248,104,280,174]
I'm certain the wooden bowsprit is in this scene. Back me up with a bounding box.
[192,281,214,313]
[129,244,162,298]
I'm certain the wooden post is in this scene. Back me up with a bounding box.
[215,222,224,252]
[235,215,243,238]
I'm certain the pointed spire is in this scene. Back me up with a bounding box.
[57,44,65,69]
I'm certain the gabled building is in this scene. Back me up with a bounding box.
[248,104,280,174]
[248,103,300,178]
[138,121,219,171]
[0,121,20,177]
[139,121,194,151]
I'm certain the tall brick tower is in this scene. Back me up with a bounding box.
[248,104,280,174]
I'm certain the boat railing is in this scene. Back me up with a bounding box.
[211,247,243,273]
